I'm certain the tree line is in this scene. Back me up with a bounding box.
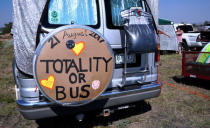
[0,22,12,35]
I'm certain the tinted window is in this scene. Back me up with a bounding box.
[178,25,193,33]
[48,0,98,25]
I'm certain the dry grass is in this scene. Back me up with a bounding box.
[0,40,209,128]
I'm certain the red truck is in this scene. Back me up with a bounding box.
[182,51,210,80]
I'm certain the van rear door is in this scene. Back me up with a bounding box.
[102,0,158,87]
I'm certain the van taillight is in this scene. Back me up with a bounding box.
[155,51,160,85]
[156,34,160,62]
[155,52,160,63]
[196,34,201,42]
[157,43,160,50]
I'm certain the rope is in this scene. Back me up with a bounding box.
[162,81,210,101]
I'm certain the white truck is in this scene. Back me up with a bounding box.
[203,24,210,31]
[174,24,202,50]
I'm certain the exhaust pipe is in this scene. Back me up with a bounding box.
[75,113,85,122]
[101,105,135,117]
[103,109,111,117]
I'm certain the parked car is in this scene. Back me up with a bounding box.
[174,24,202,50]
[203,24,210,31]
[197,31,210,47]
[12,0,161,120]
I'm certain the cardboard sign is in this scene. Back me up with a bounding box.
[34,26,114,106]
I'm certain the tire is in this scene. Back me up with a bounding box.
[33,25,114,106]
[182,40,190,51]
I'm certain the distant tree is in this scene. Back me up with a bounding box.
[0,22,12,35]
[192,24,198,27]
[203,21,210,25]
[181,22,185,24]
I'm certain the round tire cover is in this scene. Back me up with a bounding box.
[33,25,114,106]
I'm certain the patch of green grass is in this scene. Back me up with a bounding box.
[0,63,8,69]
[0,77,14,90]
[0,94,15,103]
[0,40,13,48]
[116,119,131,128]
[0,102,16,116]
[160,120,171,128]
[0,41,6,48]
[0,43,16,116]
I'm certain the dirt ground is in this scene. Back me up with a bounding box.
[0,39,209,128]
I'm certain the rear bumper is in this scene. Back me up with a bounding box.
[17,82,161,120]
[188,42,202,47]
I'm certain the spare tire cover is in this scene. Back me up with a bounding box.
[33,25,114,106]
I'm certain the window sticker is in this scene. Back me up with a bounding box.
[92,80,100,90]
[49,10,60,24]
[40,75,55,90]
[72,41,86,56]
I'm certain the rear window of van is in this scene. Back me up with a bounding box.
[105,0,143,28]
[48,0,98,26]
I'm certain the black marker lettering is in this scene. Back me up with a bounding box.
[69,73,77,84]
[70,59,79,72]
[93,33,100,41]
[80,85,90,98]
[103,57,113,72]
[89,32,94,37]
[79,73,86,83]
[70,87,79,98]
[99,39,105,43]
[53,59,63,73]
[40,60,53,73]
[48,36,60,49]
[93,57,102,72]
[63,59,71,73]
[53,35,60,44]
[56,86,66,100]
[89,58,92,72]
[79,58,88,72]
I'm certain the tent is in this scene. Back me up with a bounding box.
[12,0,159,75]
[159,19,173,25]
[158,18,179,51]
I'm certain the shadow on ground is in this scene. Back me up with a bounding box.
[173,76,210,90]
[36,101,151,128]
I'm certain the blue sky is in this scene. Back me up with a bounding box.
[0,0,12,28]
[0,0,210,28]
[159,0,210,24]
